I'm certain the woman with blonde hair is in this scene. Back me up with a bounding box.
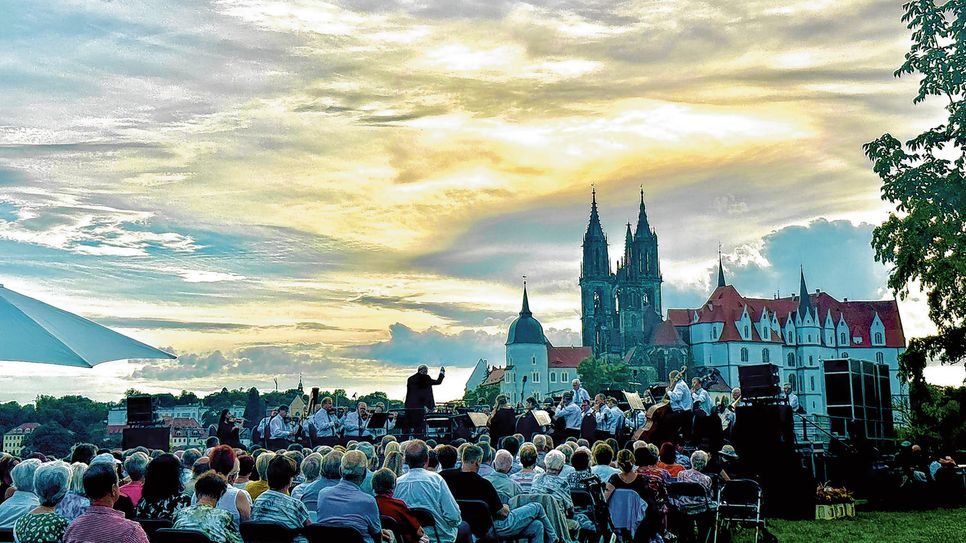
[245,452,275,501]
[55,462,89,522]
[382,451,404,476]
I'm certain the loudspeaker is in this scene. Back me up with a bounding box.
[739,364,780,398]
[126,396,157,425]
[122,427,169,451]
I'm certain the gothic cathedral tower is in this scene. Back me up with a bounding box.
[580,189,616,355]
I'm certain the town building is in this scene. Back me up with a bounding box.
[2,423,40,456]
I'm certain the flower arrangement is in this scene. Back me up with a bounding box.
[816,483,855,504]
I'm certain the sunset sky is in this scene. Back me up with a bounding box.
[1,0,960,404]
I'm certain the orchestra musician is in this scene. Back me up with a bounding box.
[554,391,582,439]
[344,402,373,438]
[487,394,516,446]
[569,379,591,406]
[783,383,800,412]
[267,405,292,450]
[370,402,397,438]
[591,394,616,440]
[216,410,244,448]
[308,396,343,440]
[254,408,277,447]
[666,369,694,441]
[722,387,742,436]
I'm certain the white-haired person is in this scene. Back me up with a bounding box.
[670,450,714,514]
[119,452,150,506]
[316,450,390,543]
[0,458,41,528]
[529,450,575,518]
[569,379,590,407]
[14,460,71,543]
[56,462,90,522]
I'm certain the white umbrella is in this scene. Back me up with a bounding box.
[0,284,175,368]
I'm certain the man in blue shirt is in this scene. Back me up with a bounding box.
[569,379,591,406]
[554,391,582,440]
[667,370,694,441]
[316,451,389,543]
[395,440,468,543]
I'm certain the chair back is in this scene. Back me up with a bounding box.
[607,489,647,538]
[0,527,13,543]
[719,479,761,506]
[154,528,216,543]
[380,514,401,535]
[304,524,365,543]
[571,489,594,508]
[456,499,496,540]
[240,520,299,543]
[510,493,574,543]
[408,507,436,527]
[136,518,174,542]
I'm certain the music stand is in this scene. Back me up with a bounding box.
[366,413,390,434]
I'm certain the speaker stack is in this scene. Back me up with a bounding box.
[123,396,169,451]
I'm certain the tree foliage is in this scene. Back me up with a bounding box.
[22,423,74,459]
[463,384,500,408]
[577,357,629,395]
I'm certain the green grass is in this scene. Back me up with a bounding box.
[728,506,966,543]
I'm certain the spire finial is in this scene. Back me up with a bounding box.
[520,277,532,316]
[591,184,596,204]
[717,243,726,288]
[640,184,644,205]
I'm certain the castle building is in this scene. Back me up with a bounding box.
[667,262,908,415]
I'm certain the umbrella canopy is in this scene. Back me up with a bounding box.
[0,284,175,368]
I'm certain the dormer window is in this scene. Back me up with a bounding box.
[840,332,847,344]
[744,325,750,338]
[874,332,883,345]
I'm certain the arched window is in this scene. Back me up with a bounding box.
[842,352,849,358]
[875,332,883,344]
[840,332,847,344]
[550,372,557,383]
[740,348,749,362]
[743,325,750,338]
[787,352,795,367]
[875,352,884,364]
[762,349,770,363]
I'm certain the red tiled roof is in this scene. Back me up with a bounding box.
[482,367,506,386]
[652,320,685,346]
[107,425,127,435]
[548,346,593,368]
[667,309,691,326]
[162,417,201,429]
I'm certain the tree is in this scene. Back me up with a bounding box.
[577,357,629,396]
[23,423,75,458]
[463,384,500,408]
[864,0,966,428]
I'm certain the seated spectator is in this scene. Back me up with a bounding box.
[201,445,252,529]
[246,452,274,501]
[13,460,71,543]
[383,451,404,476]
[135,453,191,520]
[635,446,670,502]
[307,450,343,509]
[184,457,210,496]
[657,442,685,477]
[373,468,428,543]
[671,450,714,514]
[120,452,149,506]
[234,455,255,489]
[555,445,576,480]
[64,462,150,543]
[449,445,556,543]
[485,450,523,504]
[531,450,577,521]
[172,471,241,543]
[591,443,618,483]
[291,452,323,504]
[477,445,496,477]
[56,463,90,522]
[316,450,388,543]
[395,440,465,543]
[567,448,598,491]
[510,443,544,492]
[69,443,97,466]
[436,445,458,473]
[533,435,549,469]
[0,455,18,504]
[252,455,311,541]
[500,436,523,475]
[0,458,41,528]
[355,442,378,495]
[180,449,202,486]
[284,450,306,485]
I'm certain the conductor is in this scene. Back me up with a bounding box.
[404,364,445,435]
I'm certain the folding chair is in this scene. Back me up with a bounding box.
[153,528,215,543]
[304,524,365,543]
[381,515,402,543]
[136,518,173,543]
[667,482,712,543]
[240,520,300,543]
[457,499,499,543]
[713,479,764,543]
[571,488,604,542]
[0,527,13,543]
[607,489,647,543]
[409,506,442,543]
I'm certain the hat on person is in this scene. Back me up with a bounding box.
[718,445,739,459]
[90,453,122,466]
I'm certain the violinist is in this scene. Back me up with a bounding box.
[216,409,244,448]
[554,391,582,439]
[267,405,292,450]
[309,396,343,439]
[591,394,615,439]
[487,394,516,446]
[344,401,373,438]
[370,402,397,438]
[667,369,694,441]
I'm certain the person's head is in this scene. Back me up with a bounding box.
[384,441,401,457]
[525,397,537,410]
[383,451,404,475]
[83,462,119,503]
[691,377,701,389]
[267,455,298,491]
[519,443,538,469]
[617,449,635,474]
[238,455,255,479]
[321,397,333,411]
[181,448,202,470]
[123,452,150,482]
[572,379,581,389]
[301,453,323,482]
[494,450,514,474]
[494,394,508,409]
[690,450,709,471]
[33,460,71,507]
[357,402,368,415]
[284,450,305,471]
[321,450,343,481]
[555,444,573,464]
[194,471,228,502]
[461,445,483,472]
[403,440,429,469]
[592,443,614,467]
[731,387,741,400]
[142,453,184,502]
[278,405,289,417]
[572,448,591,472]
[606,438,619,455]
[659,442,677,465]
[69,443,97,465]
[341,450,368,486]
[372,467,396,496]
[562,391,574,404]
[67,462,88,496]
[435,445,458,470]
[544,450,565,475]
[783,383,791,394]
[635,446,658,467]
[533,434,547,452]
[501,436,520,457]
[0,455,18,486]
[220,409,230,421]
[205,436,220,449]
[255,452,277,481]
[418,364,428,375]
[11,458,41,494]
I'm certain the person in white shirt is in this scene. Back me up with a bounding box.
[569,379,591,407]
[784,384,800,412]
[308,397,343,441]
[395,440,466,543]
[268,405,292,449]
[344,402,373,439]
[691,378,713,417]
[667,370,694,441]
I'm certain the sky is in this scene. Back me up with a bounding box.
[0,0,962,404]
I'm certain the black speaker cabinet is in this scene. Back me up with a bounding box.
[126,396,157,425]
[739,363,780,398]
[122,427,170,451]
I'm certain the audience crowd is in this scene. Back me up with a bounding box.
[0,422,961,543]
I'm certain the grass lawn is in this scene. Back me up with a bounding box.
[727,506,965,543]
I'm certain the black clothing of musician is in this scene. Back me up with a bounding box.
[216,409,241,448]
[489,408,516,446]
[405,365,445,411]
